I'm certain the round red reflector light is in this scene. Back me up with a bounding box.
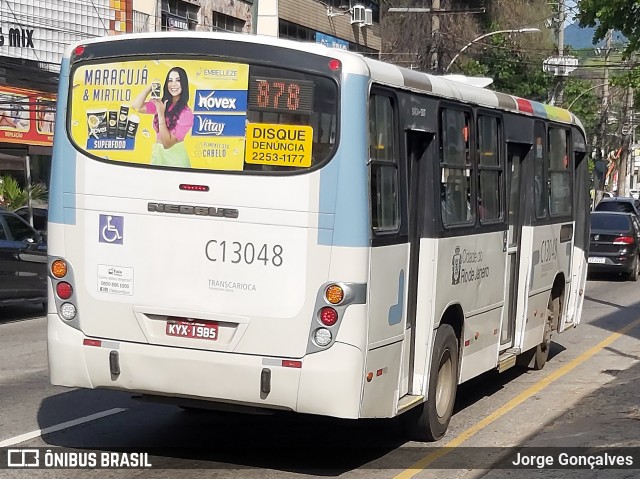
[74,45,85,56]
[319,307,338,326]
[56,282,73,300]
[328,59,341,71]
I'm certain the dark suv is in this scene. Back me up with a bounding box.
[0,208,47,309]
[594,197,640,216]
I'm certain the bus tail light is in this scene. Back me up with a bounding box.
[319,307,338,326]
[51,259,68,278]
[325,284,344,304]
[50,258,78,322]
[56,282,73,300]
[314,328,332,347]
[73,45,85,57]
[179,184,210,192]
[60,303,77,320]
[328,59,341,71]
[613,236,634,245]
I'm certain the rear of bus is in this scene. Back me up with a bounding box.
[47,33,371,418]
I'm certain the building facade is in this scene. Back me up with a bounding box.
[0,0,137,200]
[158,0,257,33]
[257,0,381,56]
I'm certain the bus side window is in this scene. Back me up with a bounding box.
[534,133,547,219]
[440,109,473,226]
[548,127,572,216]
[477,115,502,222]
[369,94,399,233]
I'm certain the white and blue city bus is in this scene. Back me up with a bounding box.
[47,32,589,441]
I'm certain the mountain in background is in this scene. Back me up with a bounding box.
[564,22,626,49]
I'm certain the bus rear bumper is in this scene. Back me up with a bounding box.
[48,314,364,418]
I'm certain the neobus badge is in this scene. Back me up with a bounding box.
[147,202,239,218]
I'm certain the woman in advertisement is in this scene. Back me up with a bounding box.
[132,67,194,167]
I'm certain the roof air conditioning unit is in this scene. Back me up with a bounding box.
[351,4,365,25]
[364,7,373,26]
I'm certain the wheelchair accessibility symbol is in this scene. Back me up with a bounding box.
[99,214,124,245]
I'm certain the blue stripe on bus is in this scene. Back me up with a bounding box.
[318,74,369,247]
[531,101,548,118]
[49,58,77,225]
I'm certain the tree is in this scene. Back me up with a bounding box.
[0,175,48,210]
[381,0,557,99]
[561,78,599,139]
[456,32,553,101]
[577,0,640,56]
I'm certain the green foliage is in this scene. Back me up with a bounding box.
[560,78,599,136]
[577,0,640,57]
[559,78,600,176]
[456,34,553,101]
[0,175,48,210]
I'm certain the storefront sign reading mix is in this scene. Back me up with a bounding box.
[0,25,35,48]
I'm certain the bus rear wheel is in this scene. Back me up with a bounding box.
[517,294,557,370]
[405,323,459,442]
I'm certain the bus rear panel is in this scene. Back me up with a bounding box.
[48,34,371,418]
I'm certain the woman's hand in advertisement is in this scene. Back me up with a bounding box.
[152,98,166,119]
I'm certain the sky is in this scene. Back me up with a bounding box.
[565,0,578,25]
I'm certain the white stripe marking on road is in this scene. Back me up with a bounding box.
[0,408,127,447]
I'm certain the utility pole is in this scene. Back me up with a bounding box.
[596,30,612,200]
[620,75,635,196]
[554,0,566,105]
[544,0,576,105]
[431,0,440,72]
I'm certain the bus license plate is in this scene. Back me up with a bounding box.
[166,320,218,341]
[588,257,606,264]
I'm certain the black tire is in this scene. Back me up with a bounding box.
[516,294,558,370]
[628,256,639,282]
[533,295,558,370]
[404,324,459,442]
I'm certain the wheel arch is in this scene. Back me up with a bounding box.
[438,303,464,379]
[551,273,565,331]
[438,303,463,343]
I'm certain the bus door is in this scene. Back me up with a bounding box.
[501,143,529,346]
[403,128,435,395]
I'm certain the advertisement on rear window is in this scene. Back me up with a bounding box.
[70,60,249,170]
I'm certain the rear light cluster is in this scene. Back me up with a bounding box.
[311,283,348,348]
[50,259,77,320]
[613,236,635,245]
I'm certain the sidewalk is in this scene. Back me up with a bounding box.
[470,353,640,478]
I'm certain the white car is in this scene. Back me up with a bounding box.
[630,189,640,199]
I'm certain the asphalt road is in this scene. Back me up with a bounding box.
[1,273,639,478]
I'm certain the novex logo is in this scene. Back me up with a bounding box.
[194,90,247,112]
